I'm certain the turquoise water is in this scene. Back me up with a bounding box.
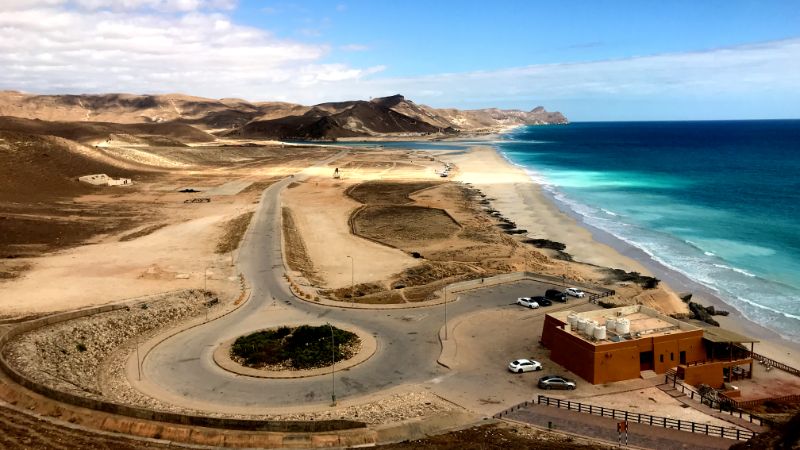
[499,121,800,342]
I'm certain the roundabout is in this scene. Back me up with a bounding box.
[213,323,377,379]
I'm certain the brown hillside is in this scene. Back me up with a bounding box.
[0,131,139,202]
[0,116,213,145]
[233,100,453,140]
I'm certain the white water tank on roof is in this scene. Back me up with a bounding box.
[577,318,588,333]
[605,317,616,332]
[586,320,597,337]
[594,325,607,340]
[616,318,631,334]
[567,313,578,330]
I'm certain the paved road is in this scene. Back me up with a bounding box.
[139,153,568,411]
[506,404,734,450]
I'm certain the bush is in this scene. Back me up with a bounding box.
[231,325,358,370]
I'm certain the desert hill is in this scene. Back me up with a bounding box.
[0,91,567,141]
[232,97,454,140]
[0,116,214,146]
[231,94,567,139]
[0,91,303,131]
[0,131,138,202]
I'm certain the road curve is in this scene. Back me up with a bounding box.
[135,150,510,412]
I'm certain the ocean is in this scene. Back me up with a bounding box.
[499,121,800,342]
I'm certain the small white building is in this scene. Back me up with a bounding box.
[79,174,132,186]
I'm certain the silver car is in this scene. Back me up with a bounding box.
[538,375,576,390]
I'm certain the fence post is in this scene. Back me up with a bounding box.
[737,429,740,440]
[677,419,681,431]
[705,424,709,435]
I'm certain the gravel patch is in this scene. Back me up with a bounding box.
[4,290,217,400]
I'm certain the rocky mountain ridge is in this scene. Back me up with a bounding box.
[0,91,567,140]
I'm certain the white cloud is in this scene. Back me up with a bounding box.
[281,38,800,110]
[0,1,798,119]
[0,2,375,97]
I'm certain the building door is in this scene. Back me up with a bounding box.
[640,351,654,371]
[679,351,686,365]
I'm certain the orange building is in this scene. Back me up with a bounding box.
[541,305,754,387]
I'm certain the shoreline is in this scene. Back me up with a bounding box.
[445,144,800,367]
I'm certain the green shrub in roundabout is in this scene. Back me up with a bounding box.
[231,325,359,370]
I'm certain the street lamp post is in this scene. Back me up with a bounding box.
[443,287,448,341]
[346,255,354,304]
[328,323,336,406]
[135,333,141,381]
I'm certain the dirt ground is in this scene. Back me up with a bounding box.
[377,423,609,450]
[282,147,672,308]
[0,135,335,317]
[0,403,172,450]
[0,404,606,450]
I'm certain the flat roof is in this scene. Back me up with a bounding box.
[702,327,759,344]
[549,305,700,345]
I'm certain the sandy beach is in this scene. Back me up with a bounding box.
[444,144,800,367]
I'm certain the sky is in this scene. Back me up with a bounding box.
[1,1,799,120]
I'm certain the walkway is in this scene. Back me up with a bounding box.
[505,403,734,450]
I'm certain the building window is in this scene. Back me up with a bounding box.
[659,354,664,363]
[671,353,674,361]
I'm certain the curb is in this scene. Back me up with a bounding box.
[126,280,253,385]
[211,323,377,379]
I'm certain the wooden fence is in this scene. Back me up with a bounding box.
[535,395,755,441]
[720,393,800,411]
[664,372,765,427]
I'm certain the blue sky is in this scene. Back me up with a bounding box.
[1,1,799,120]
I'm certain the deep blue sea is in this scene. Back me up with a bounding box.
[499,121,800,342]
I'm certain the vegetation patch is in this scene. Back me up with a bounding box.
[282,207,321,284]
[346,181,439,205]
[215,212,254,254]
[231,325,360,370]
[351,205,460,244]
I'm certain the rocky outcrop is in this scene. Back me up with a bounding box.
[3,290,215,399]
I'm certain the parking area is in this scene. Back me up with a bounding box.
[430,280,663,414]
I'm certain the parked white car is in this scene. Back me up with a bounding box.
[516,297,540,309]
[508,359,543,373]
[565,288,586,298]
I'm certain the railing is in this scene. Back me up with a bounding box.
[720,393,800,411]
[664,372,764,427]
[492,399,534,418]
[536,395,755,441]
[746,349,800,377]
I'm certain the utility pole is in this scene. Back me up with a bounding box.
[444,287,448,341]
[136,333,141,381]
[328,323,336,406]
[346,255,354,304]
